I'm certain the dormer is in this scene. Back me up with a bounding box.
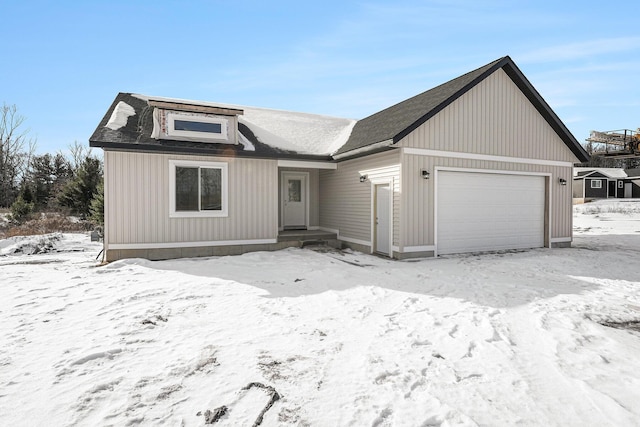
[149,99,243,145]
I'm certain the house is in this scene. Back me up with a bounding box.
[623,168,640,198]
[90,56,589,262]
[573,168,640,199]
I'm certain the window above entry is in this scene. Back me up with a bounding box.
[166,112,228,141]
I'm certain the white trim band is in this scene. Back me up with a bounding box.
[319,227,371,247]
[277,160,337,169]
[402,245,436,252]
[550,237,572,243]
[403,147,573,168]
[108,238,277,250]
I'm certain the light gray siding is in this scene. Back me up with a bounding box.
[398,68,578,163]
[104,151,278,249]
[319,151,400,248]
[395,67,578,253]
[401,153,573,248]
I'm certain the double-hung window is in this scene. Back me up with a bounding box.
[169,160,228,217]
[590,180,602,189]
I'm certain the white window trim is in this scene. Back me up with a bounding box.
[618,180,624,188]
[169,160,228,218]
[590,180,602,189]
[167,112,228,141]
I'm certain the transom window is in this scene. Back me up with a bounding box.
[167,113,228,141]
[590,180,602,189]
[169,160,228,217]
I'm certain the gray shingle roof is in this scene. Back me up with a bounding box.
[335,56,590,163]
[336,58,504,156]
[90,56,589,163]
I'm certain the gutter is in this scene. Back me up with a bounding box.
[332,139,394,160]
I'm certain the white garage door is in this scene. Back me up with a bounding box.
[437,171,545,255]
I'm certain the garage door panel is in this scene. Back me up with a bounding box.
[437,171,545,255]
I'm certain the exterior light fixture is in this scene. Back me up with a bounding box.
[421,169,430,179]
[359,174,368,183]
[559,178,567,186]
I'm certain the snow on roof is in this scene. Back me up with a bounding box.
[132,94,356,156]
[105,101,135,130]
[573,167,628,178]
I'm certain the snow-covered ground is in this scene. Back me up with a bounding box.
[1,199,640,426]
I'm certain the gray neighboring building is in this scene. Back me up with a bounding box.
[573,168,640,199]
[90,56,589,261]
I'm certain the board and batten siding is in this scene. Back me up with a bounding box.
[398,68,577,163]
[401,153,573,248]
[396,67,579,250]
[319,150,400,248]
[104,151,278,248]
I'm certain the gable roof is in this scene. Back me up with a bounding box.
[573,167,627,179]
[91,57,589,163]
[335,56,590,163]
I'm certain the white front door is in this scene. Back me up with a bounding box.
[282,172,307,229]
[625,183,632,198]
[375,183,391,255]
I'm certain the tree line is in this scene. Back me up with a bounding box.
[1,103,103,225]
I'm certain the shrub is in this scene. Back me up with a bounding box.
[9,195,34,224]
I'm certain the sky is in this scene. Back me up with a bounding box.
[1,0,639,155]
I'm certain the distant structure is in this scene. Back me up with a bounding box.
[585,129,640,159]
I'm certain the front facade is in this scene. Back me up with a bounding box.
[91,56,589,262]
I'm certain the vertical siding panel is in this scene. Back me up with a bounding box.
[105,152,278,246]
[319,151,400,245]
[395,68,578,249]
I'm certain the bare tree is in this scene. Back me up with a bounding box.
[68,140,92,173]
[0,104,36,207]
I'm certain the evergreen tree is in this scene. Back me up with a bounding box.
[29,153,55,209]
[89,179,104,225]
[57,156,103,218]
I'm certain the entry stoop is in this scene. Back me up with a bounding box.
[277,230,339,249]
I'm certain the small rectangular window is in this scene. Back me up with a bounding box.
[174,120,222,134]
[590,180,602,189]
[166,113,228,141]
[170,160,228,217]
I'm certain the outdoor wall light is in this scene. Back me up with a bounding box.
[559,178,567,186]
[421,169,430,179]
[359,174,368,183]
